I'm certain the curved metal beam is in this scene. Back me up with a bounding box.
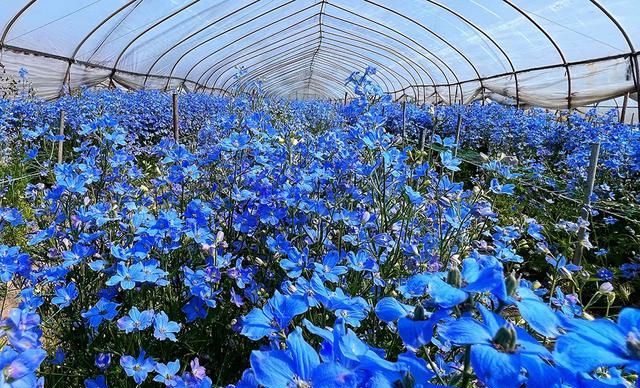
[142,0,260,86]
[176,0,309,88]
[423,0,518,105]
[202,20,435,98]
[305,0,326,96]
[0,0,38,45]
[324,3,459,102]
[588,0,639,118]
[502,0,570,108]
[212,32,421,95]
[108,0,201,84]
[363,0,487,104]
[222,38,411,95]
[227,44,396,95]
[61,0,141,95]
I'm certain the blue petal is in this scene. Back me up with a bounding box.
[241,308,273,340]
[286,327,320,380]
[310,362,356,388]
[471,345,522,388]
[438,318,492,346]
[374,297,414,323]
[250,350,295,388]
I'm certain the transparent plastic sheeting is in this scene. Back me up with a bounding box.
[0,0,639,108]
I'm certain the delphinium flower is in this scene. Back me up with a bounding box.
[120,349,156,385]
[153,312,181,341]
[489,178,515,195]
[51,282,78,309]
[554,308,640,382]
[81,299,119,329]
[596,267,614,282]
[117,307,155,333]
[153,360,181,386]
[105,262,146,290]
[241,290,308,340]
[439,305,560,387]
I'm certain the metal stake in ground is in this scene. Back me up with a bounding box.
[401,100,407,140]
[453,112,463,157]
[58,110,65,164]
[573,142,601,265]
[172,93,179,143]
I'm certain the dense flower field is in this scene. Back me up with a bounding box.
[0,70,639,387]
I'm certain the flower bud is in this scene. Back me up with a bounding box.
[412,305,426,321]
[492,323,517,353]
[506,272,518,296]
[447,268,462,288]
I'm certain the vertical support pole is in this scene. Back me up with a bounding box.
[401,100,407,140]
[57,110,65,164]
[573,142,600,265]
[620,92,629,123]
[343,91,348,106]
[419,126,426,152]
[453,112,463,157]
[172,92,179,143]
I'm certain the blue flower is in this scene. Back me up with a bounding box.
[153,311,181,341]
[489,178,515,195]
[51,282,78,309]
[250,327,353,388]
[313,251,347,283]
[241,291,308,340]
[153,360,181,386]
[95,353,111,370]
[596,267,614,282]
[84,375,107,388]
[117,307,155,333]
[439,151,461,171]
[554,307,640,374]
[120,349,156,385]
[81,299,119,329]
[439,305,560,388]
[105,262,145,290]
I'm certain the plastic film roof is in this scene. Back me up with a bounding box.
[0,0,639,108]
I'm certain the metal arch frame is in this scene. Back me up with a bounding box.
[201,13,439,99]
[215,34,408,93]
[243,58,355,98]
[363,0,487,105]
[222,37,414,96]
[203,27,328,91]
[232,49,394,97]
[324,10,448,86]
[200,18,329,90]
[501,0,572,109]
[305,0,326,96]
[325,3,460,102]
[207,28,428,97]
[174,0,310,89]
[322,26,431,88]
[107,0,202,85]
[225,43,398,95]
[588,0,640,119]
[259,67,353,98]
[255,60,364,97]
[141,0,261,87]
[61,0,141,95]
[0,0,38,46]
[421,0,518,105]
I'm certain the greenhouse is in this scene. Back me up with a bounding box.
[0,1,639,387]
